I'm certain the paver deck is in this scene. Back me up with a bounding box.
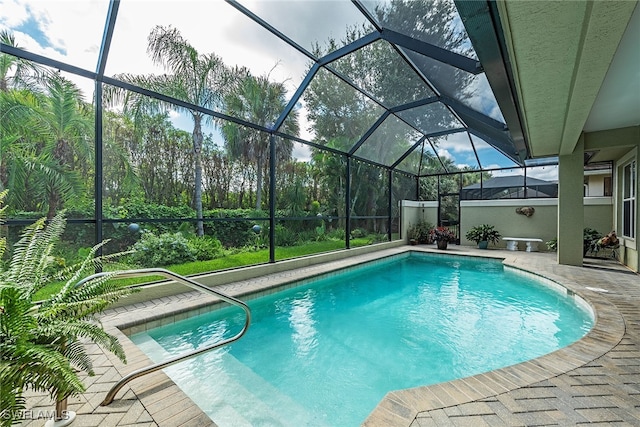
[17,246,640,426]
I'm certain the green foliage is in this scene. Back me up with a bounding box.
[187,236,224,261]
[274,224,299,247]
[368,233,389,244]
[547,229,605,255]
[407,221,433,243]
[315,220,327,241]
[350,228,366,239]
[583,227,602,242]
[326,228,346,240]
[129,231,196,267]
[204,209,267,248]
[465,224,501,245]
[583,227,603,256]
[0,201,136,426]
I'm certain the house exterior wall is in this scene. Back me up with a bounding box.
[584,198,616,235]
[615,146,639,272]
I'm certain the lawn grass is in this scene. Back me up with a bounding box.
[34,238,374,301]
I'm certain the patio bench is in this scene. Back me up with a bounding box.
[503,237,543,252]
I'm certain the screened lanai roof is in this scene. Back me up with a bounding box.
[0,0,528,176]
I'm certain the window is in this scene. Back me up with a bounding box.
[622,160,636,239]
[604,176,612,197]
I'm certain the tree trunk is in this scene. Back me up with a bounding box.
[255,153,263,211]
[192,115,204,236]
[55,396,67,421]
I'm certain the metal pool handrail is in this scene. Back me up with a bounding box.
[82,268,251,406]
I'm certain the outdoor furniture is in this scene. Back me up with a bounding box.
[503,237,543,252]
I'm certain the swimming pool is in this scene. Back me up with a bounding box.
[130,252,593,426]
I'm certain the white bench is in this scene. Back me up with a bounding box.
[502,237,543,252]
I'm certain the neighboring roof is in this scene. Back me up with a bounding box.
[462,175,556,190]
[461,175,558,199]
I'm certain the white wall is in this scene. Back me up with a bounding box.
[399,200,438,240]
[400,198,614,251]
[585,174,606,197]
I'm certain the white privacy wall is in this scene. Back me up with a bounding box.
[401,198,613,251]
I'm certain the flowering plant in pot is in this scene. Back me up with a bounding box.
[429,227,456,249]
[465,224,501,249]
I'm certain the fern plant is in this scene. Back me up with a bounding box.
[0,194,136,426]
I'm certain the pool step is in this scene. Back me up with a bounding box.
[131,334,323,427]
[207,351,326,427]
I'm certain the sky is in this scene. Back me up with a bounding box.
[0,0,542,176]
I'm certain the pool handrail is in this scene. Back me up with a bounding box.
[78,268,251,406]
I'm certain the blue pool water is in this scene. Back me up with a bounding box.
[131,253,593,426]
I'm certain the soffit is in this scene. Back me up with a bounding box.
[497,1,637,158]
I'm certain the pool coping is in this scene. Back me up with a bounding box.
[94,245,627,427]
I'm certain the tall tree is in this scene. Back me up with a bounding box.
[0,30,48,93]
[104,25,232,236]
[0,75,92,217]
[101,111,140,206]
[37,75,93,218]
[222,72,299,210]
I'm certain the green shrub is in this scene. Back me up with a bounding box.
[350,228,366,238]
[274,224,299,247]
[188,236,224,261]
[129,231,196,267]
[204,209,267,248]
[465,224,501,245]
[327,228,346,240]
[369,233,389,244]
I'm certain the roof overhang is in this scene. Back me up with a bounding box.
[494,1,637,158]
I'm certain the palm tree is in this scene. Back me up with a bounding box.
[104,25,232,236]
[0,30,48,93]
[0,193,136,426]
[222,72,299,210]
[0,76,92,217]
[38,75,94,218]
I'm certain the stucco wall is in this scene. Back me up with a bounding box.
[399,200,438,240]
[399,198,614,251]
[584,198,615,235]
[460,199,558,249]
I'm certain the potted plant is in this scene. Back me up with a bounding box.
[583,227,602,256]
[0,197,136,426]
[406,223,418,245]
[465,224,501,249]
[406,221,433,245]
[430,226,456,250]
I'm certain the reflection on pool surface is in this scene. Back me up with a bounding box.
[131,253,593,426]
